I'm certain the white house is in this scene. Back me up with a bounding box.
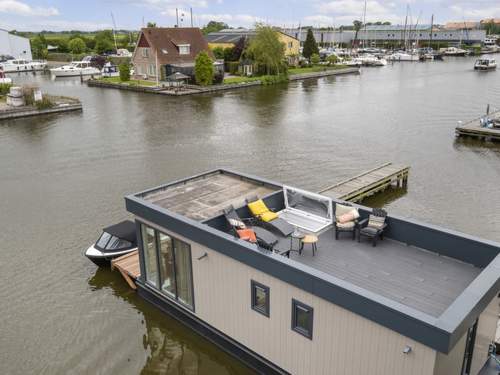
[0,29,32,60]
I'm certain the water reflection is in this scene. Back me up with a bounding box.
[88,268,254,375]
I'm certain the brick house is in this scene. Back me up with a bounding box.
[132,27,221,82]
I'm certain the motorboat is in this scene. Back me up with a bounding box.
[0,69,12,84]
[85,220,137,266]
[101,62,119,77]
[344,58,362,67]
[474,58,497,71]
[50,61,101,77]
[386,52,419,62]
[0,58,46,72]
[358,54,387,66]
[441,47,468,56]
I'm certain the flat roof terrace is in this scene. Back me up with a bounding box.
[282,229,481,317]
[139,171,280,221]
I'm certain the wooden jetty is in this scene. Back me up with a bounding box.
[318,162,409,203]
[455,110,500,140]
[111,250,140,290]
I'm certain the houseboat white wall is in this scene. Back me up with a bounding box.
[0,29,32,60]
[135,216,498,375]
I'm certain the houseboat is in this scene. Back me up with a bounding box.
[114,169,499,375]
[474,58,497,71]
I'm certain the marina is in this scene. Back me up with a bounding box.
[2,52,500,375]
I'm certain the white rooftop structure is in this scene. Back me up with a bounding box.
[0,29,32,60]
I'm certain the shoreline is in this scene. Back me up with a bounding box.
[86,67,360,96]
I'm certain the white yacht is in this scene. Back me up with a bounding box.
[0,59,46,72]
[359,54,387,66]
[101,62,119,77]
[50,61,101,77]
[386,52,419,62]
[441,47,468,56]
[474,58,497,71]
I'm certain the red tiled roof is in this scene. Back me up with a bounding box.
[137,27,213,65]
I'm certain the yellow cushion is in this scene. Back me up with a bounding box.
[260,211,278,222]
[247,199,269,216]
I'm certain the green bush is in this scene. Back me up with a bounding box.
[311,53,320,64]
[119,63,131,81]
[0,83,12,95]
[225,61,240,74]
[212,47,225,59]
[327,54,338,65]
[260,74,288,86]
[194,51,214,86]
[35,97,54,110]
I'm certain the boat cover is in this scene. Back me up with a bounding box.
[103,220,137,244]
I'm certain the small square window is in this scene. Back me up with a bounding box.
[291,299,313,339]
[251,280,269,317]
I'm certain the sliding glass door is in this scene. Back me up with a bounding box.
[141,223,194,310]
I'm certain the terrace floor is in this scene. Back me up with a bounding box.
[140,171,279,221]
[272,227,481,317]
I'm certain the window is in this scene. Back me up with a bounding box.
[148,64,156,76]
[178,44,190,55]
[96,232,112,249]
[291,299,313,339]
[288,41,293,49]
[142,225,158,287]
[142,48,150,57]
[159,233,176,297]
[251,280,270,317]
[140,224,194,310]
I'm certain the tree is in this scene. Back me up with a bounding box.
[302,28,319,59]
[94,30,115,54]
[147,22,157,28]
[119,63,131,81]
[310,53,320,64]
[31,35,48,59]
[194,51,214,86]
[246,24,286,75]
[223,47,234,61]
[231,36,247,61]
[202,21,229,35]
[211,46,225,59]
[68,38,86,54]
[352,20,363,47]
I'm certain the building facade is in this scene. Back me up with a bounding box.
[206,29,300,63]
[0,29,32,60]
[131,27,216,82]
[124,169,500,375]
[283,26,487,47]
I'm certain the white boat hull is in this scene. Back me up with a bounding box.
[0,78,12,84]
[0,62,46,72]
[85,245,138,266]
[50,68,101,77]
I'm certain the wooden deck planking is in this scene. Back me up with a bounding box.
[456,110,500,140]
[111,250,140,290]
[318,163,409,202]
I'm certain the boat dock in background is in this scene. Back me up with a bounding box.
[456,110,500,141]
[318,162,409,203]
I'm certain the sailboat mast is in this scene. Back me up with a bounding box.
[429,14,434,49]
[362,0,367,49]
[403,10,408,50]
[111,12,118,52]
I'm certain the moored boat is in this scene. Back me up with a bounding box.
[0,58,46,72]
[441,47,468,56]
[85,220,138,266]
[50,61,101,77]
[474,58,497,71]
[101,62,119,77]
[386,52,419,62]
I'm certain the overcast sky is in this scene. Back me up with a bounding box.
[0,0,499,31]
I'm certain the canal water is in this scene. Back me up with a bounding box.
[1,56,499,374]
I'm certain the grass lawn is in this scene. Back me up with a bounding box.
[100,76,158,87]
[288,65,348,75]
[223,76,262,84]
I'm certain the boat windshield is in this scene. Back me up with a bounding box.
[95,231,132,250]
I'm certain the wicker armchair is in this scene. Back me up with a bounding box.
[357,208,388,247]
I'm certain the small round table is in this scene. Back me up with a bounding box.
[290,230,305,252]
[301,234,318,256]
